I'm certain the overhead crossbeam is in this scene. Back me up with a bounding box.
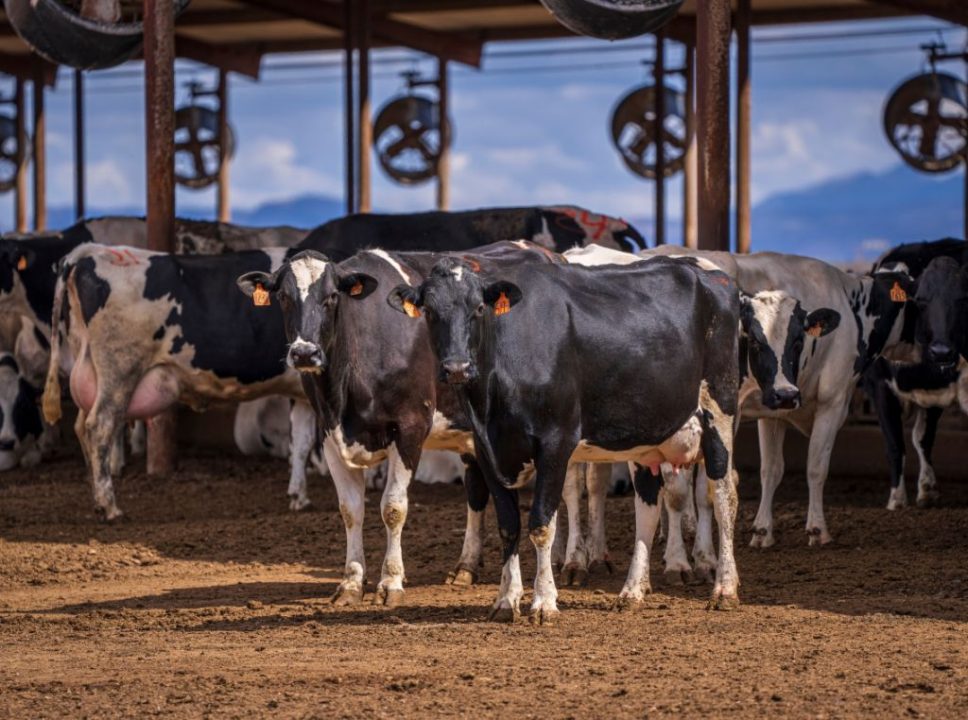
[864,0,968,26]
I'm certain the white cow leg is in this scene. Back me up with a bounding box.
[287,401,316,511]
[913,406,941,507]
[805,401,848,546]
[661,464,693,585]
[618,466,661,605]
[559,464,588,586]
[530,509,559,625]
[682,471,698,536]
[586,462,614,575]
[489,552,523,622]
[709,468,740,610]
[750,418,787,548]
[376,443,412,607]
[692,468,716,583]
[84,397,127,522]
[322,435,367,605]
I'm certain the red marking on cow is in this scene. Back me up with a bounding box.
[553,208,609,241]
[105,248,141,267]
[461,257,482,273]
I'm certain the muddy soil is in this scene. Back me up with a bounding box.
[1,449,966,718]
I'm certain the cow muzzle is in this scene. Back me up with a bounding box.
[0,437,15,452]
[441,360,476,385]
[766,385,800,411]
[288,341,326,373]
[927,342,957,365]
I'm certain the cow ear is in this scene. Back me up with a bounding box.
[874,271,916,303]
[237,271,277,299]
[14,248,35,272]
[738,293,754,333]
[338,273,378,300]
[387,284,422,318]
[483,281,522,317]
[804,308,841,338]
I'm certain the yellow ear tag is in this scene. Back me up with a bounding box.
[349,281,363,296]
[16,255,27,271]
[253,283,271,307]
[806,324,822,338]
[890,281,907,303]
[403,300,421,318]
[494,292,511,317]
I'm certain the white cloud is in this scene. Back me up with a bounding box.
[228,137,342,208]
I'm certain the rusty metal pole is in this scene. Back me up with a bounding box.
[736,0,752,254]
[32,62,46,231]
[654,31,666,245]
[436,57,450,211]
[14,79,27,233]
[683,41,698,249]
[696,0,731,252]
[216,69,230,222]
[144,0,177,477]
[357,0,372,213]
[74,69,86,220]
[343,0,356,215]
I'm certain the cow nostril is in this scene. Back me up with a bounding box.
[0,439,16,452]
[928,342,954,361]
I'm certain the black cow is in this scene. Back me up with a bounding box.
[237,242,561,607]
[865,239,967,509]
[297,205,646,260]
[0,352,44,471]
[389,257,742,623]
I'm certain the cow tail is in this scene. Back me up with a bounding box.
[457,393,506,490]
[42,264,70,425]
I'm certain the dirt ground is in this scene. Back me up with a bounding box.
[1,447,966,719]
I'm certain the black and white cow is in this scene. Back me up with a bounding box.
[42,244,313,521]
[237,242,562,606]
[564,245,841,580]
[299,205,646,260]
[0,352,44,471]
[389,257,743,622]
[642,245,913,547]
[864,239,967,509]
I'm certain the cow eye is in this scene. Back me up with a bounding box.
[475,303,485,317]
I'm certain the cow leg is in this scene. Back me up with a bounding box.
[751,418,787,548]
[692,468,716,583]
[865,368,907,510]
[83,395,128,522]
[586,462,614,575]
[804,400,849,546]
[109,431,125,477]
[488,484,522,623]
[74,408,91,470]
[287,401,315,511]
[551,506,566,573]
[529,446,572,626]
[618,463,661,605]
[913,406,942,507]
[128,420,146,457]
[560,463,588,587]
[682,473,697,536]
[447,456,488,586]
[375,443,413,607]
[322,435,366,606]
[661,464,693,585]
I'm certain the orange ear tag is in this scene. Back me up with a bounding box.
[805,324,822,338]
[494,292,511,317]
[349,281,364,296]
[403,300,421,318]
[890,281,907,303]
[16,255,27,271]
[253,283,271,307]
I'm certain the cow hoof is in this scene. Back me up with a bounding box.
[551,561,563,576]
[886,492,907,511]
[376,586,405,608]
[445,566,477,586]
[916,491,940,508]
[95,507,125,524]
[663,568,693,586]
[530,607,560,627]
[749,527,774,548]
[561,563,588,587]
[616,583,651,608]
[488,602,520,623]
[588,558,615,575]
[288,495,313,512]
[806,527,832,546]
[331,584,364,606]
[693,565,715,585]
[707,591,740,611]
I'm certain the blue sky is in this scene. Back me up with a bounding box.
[0,16,965,246]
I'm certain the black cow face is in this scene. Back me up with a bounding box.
[740,291,840,410]
[237,250,377,373]
[0,241,36,300]
[388,258,521,385]
[912,256,968,365]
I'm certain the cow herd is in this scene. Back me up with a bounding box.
[0,207,965,624]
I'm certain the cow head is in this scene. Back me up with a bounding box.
[0,353,42,471]
[740,290,840,410]
[237,250,377,374]
[388,257,521,385]
[911,256,968,365]
[0,240,37,309]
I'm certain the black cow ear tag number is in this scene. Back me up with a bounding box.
[403,300,421,318]
[16,255,27,271]
[494,292,511,317]
[890,281,907,303]
[253,283,271,307]
[349,281,364,296]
